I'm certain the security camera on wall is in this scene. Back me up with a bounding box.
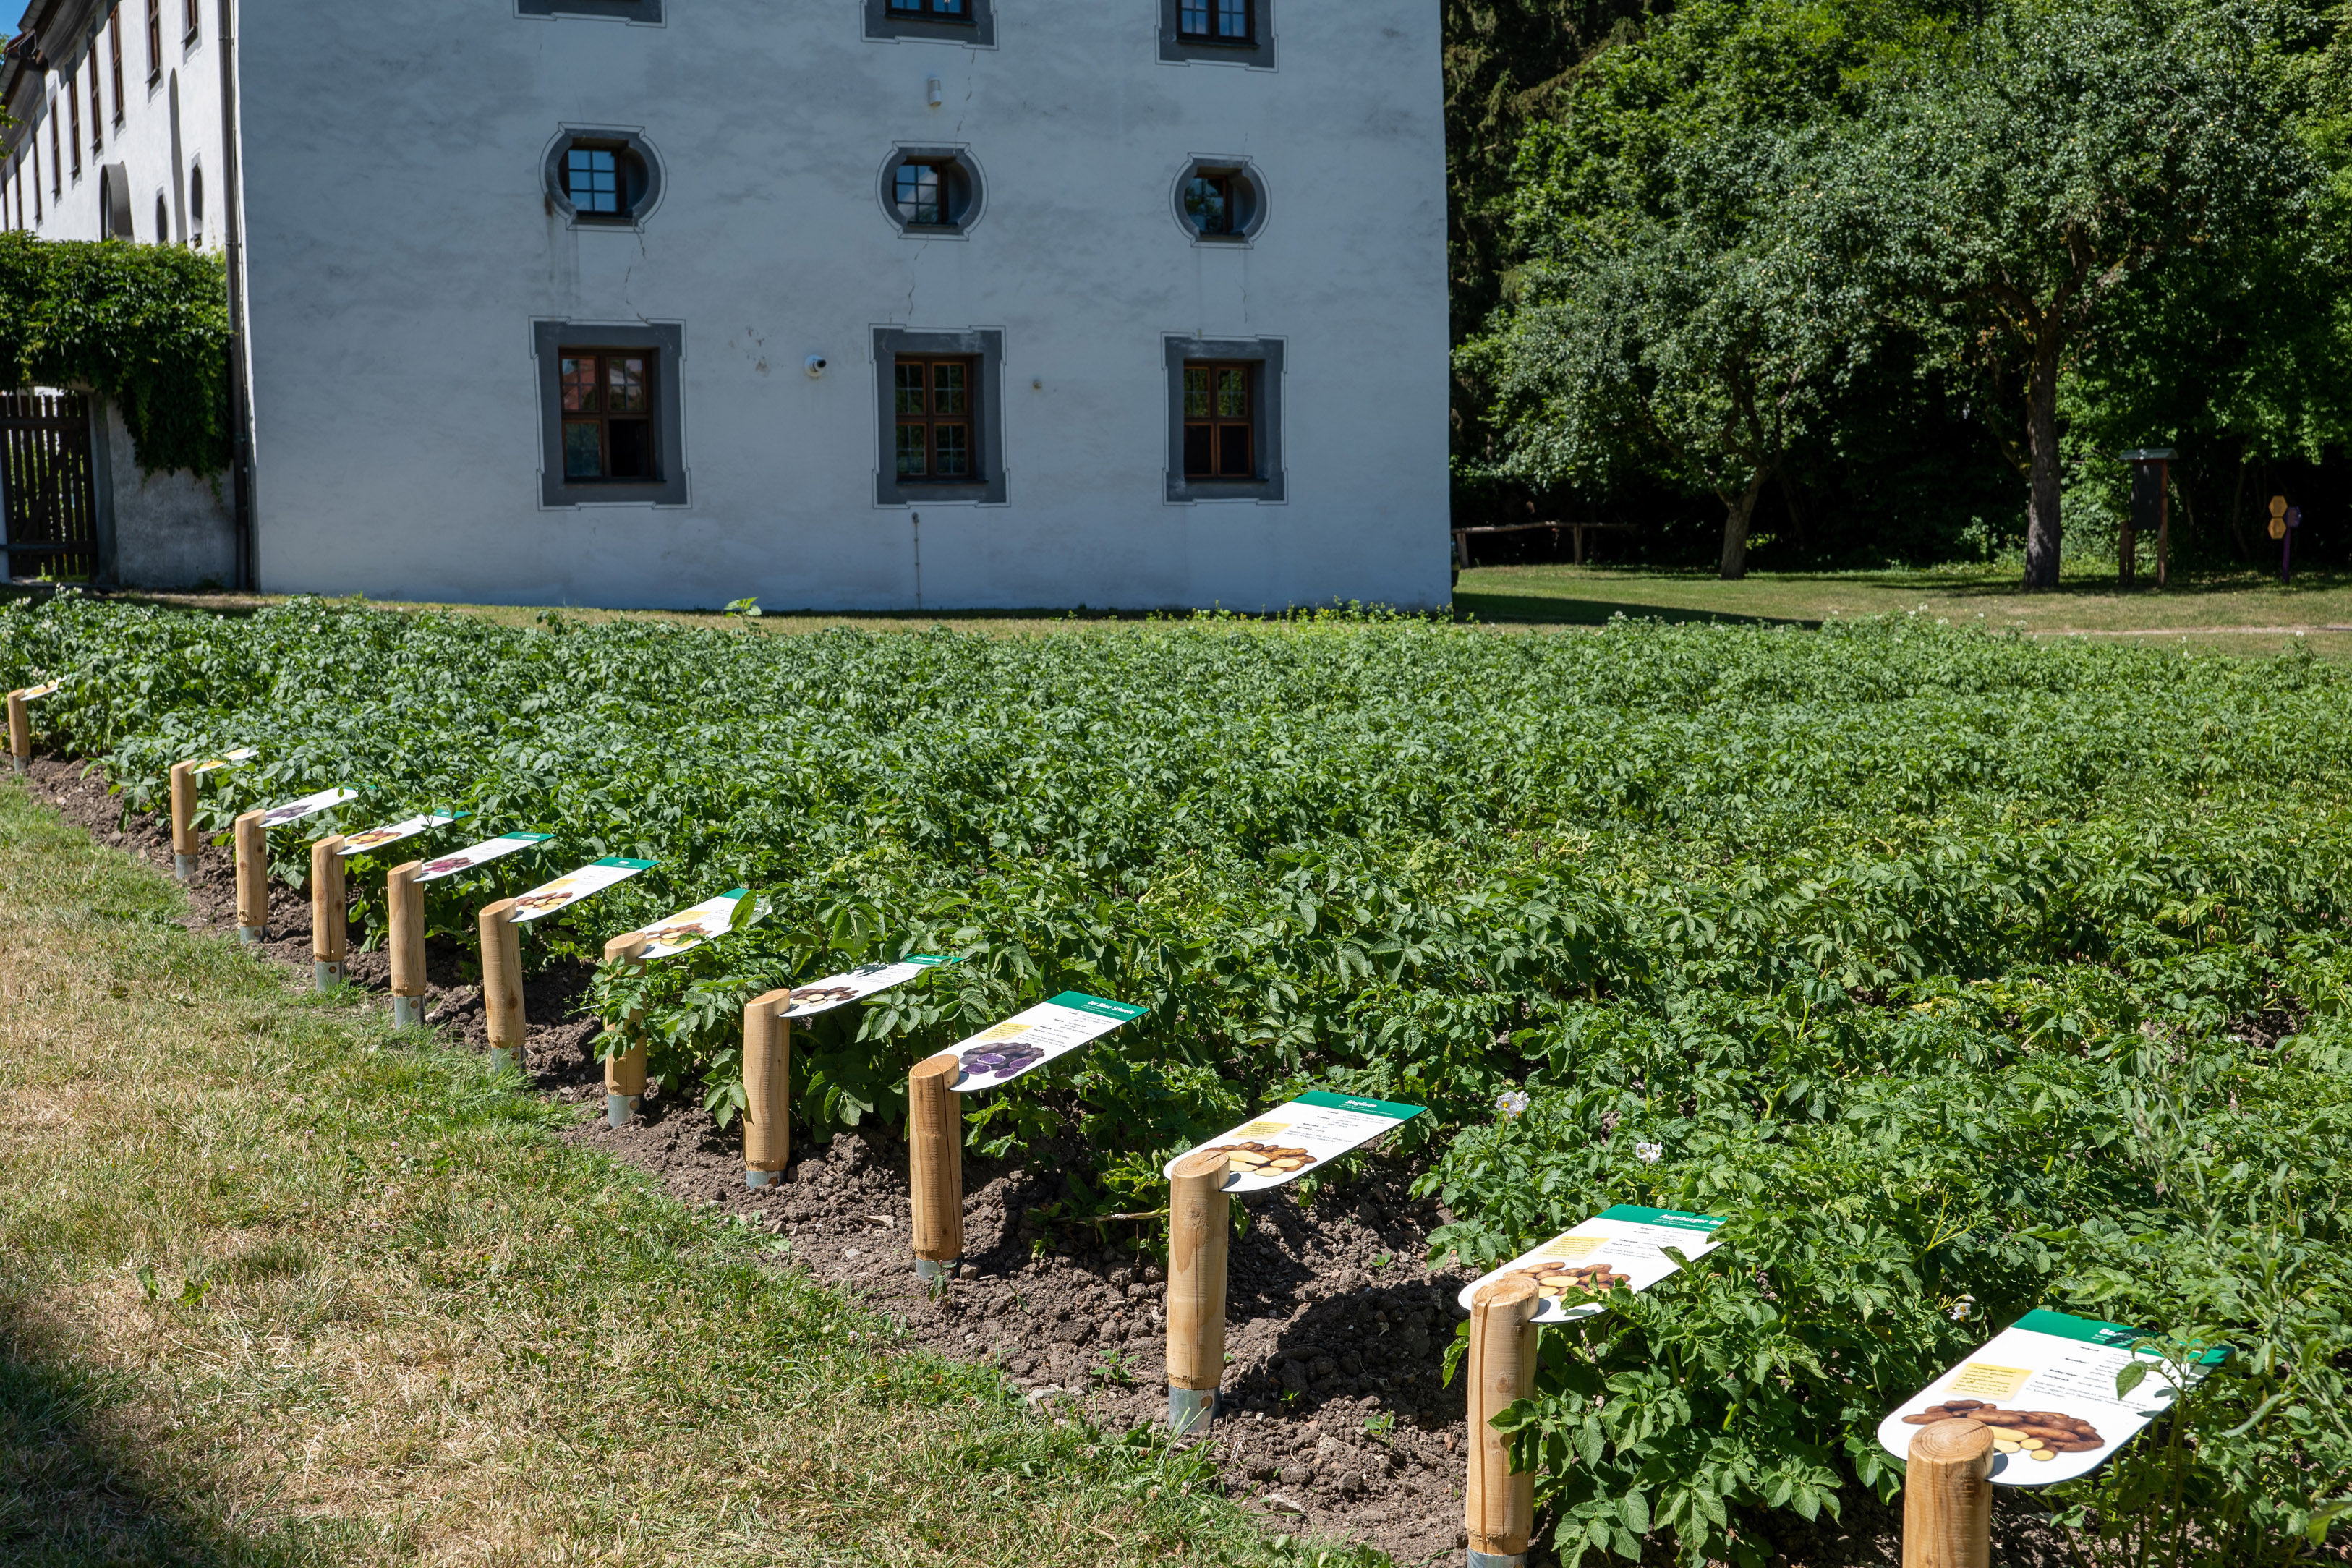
[806,356,828,378]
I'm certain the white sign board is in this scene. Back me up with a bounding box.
[257,787,359,830]
[1458,1206,1729,1324]
[416,832,553,885]
[191,748,259,775]
[16,681,59,700]
[1164,1091,1426,1190]
[509,857,657,925]
[627,887,754,960]
[338,810,466,858]
[1877,1309,2228,1487]
[945,991,1147,1092]
[780,953,960,1017]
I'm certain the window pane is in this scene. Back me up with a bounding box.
[933,0,966,13]
[895,163,941,226]
[895,362,926,417]
[1217,423,1251,478]
[934,423,970,477]
[895,423,928,477]
[1183,176,1226,235]
[1183,424,1213,477]
[568,148,620,214]
[608,357,646,414]
[1217,368,1248,419]
[1217,0,1248,37]
[932,362,967,416]
[1183,367,1210,419]
[563,420,603,480]
[561,357,599,414]
[607,418,652,480]
[1180,0,1208,33]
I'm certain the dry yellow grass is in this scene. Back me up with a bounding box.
[0,783,1377,1568]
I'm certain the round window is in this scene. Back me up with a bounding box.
[879,148,984,236]
[545,130,664,227]
[1173,160,1266,242]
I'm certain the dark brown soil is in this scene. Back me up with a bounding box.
[22,753,2087,1568]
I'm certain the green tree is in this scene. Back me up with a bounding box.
[1833,0,2313,587]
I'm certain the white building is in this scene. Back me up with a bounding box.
[4,2,1452,613]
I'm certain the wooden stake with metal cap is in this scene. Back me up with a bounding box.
[234,811,268,942]
[742,987,796,1185]
[1465,1275,1542,1568]
[311,835,346,990]
[1902,1419,1994,1568]
[1165,1146,1232,1434]
[7,689,28,775]
[600,932,649,1128]
[387,860,427,1027]
[169,761,200,879]
[480,897,526,1078]
[907,1052,963,1281]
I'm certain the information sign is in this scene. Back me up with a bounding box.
[338,810,466,858]
[1877,1309,2228,1486]
[944,991,1146,1092]
[17,682,59,700]
[779,953,960,1017]
[508,857,657,925]
[1457,1205,1729,1324]
[626,887,756,959]
[191,747,259,775]
[1164,1091,1426,1190]
[415,832,553,885]
[257,787,359,829]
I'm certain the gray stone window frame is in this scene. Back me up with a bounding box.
[1164,335,1285,505]
[872,326,1006,508]
[865,0,995,48]
[1159,0,1275,68]
[532,320,690,509]
[543,127,663,230]
[877,145,985,239]
[1170,155,1270,245]
[517,0,665,22]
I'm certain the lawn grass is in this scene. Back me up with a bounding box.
[0,780,1371,1568]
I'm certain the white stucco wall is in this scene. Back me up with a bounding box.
[237,1,1452,613]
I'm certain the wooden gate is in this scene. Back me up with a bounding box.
[0,391,99,581]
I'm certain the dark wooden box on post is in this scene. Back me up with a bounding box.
[2119,448,2174,589]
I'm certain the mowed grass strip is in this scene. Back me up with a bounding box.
[0,783,1370,1568]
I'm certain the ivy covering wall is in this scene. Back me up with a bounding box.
[0,232,231,480]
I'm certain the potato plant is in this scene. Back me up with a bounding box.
[5,592,2350,1564]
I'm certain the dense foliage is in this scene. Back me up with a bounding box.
[0,231,231,478]
[1454,0,2352,575]
[7,596,2352,1565]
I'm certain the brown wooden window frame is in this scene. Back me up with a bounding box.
[88,51,102,153]
[1182,361,1256,482]
[557,347,660,485]
[892,356,981,483]
[108,12,124,123]
[68,76,81,174]
[184,0,200,42]
[147,0,162,81]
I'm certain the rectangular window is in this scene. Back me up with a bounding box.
[1179,0,1252,41]
[110,14,125,122]
[887,0,969,14]
[148,0,162,80]
[184,0,200,41]
[558,349,657,482]
[51,108,61,197]
[89,53,103,152]
[893,358,977,480]
[1183,362,1255,480]
[69,78,81,172]
[566,148,619,214]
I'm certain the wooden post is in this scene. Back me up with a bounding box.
[480,897,526,1078]
[907,1052,963,1280]
[233,810,268,943]
[1165,1146,1232,1434]
[1465,1275,1542,1567]
[310,835,346,991]
[1902,1419,1994,1568]
[6,689,27,774]
[600,932,649,1128]
[2155,459,2170,590]
[387,860,426,1028]
[169,761,199,879]
[742,987,796,1186]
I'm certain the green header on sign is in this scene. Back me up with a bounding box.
[1296,1090,1426,1121]
[2016,1309,2230,1365]
[1047,990,1147,1021]
[431,811,470,823]
[1598,1204,1727,1232]
[593,857,660,870]
[909,954,958,967]
[503,832,555,844]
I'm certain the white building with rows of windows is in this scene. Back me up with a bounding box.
[2,1,1450,613]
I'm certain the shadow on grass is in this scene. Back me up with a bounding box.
[1452,589,1820,628]
[0,1316,340,1568]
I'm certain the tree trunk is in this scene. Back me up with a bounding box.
[2021,327,2064,589]
[1718,466,1769,580]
